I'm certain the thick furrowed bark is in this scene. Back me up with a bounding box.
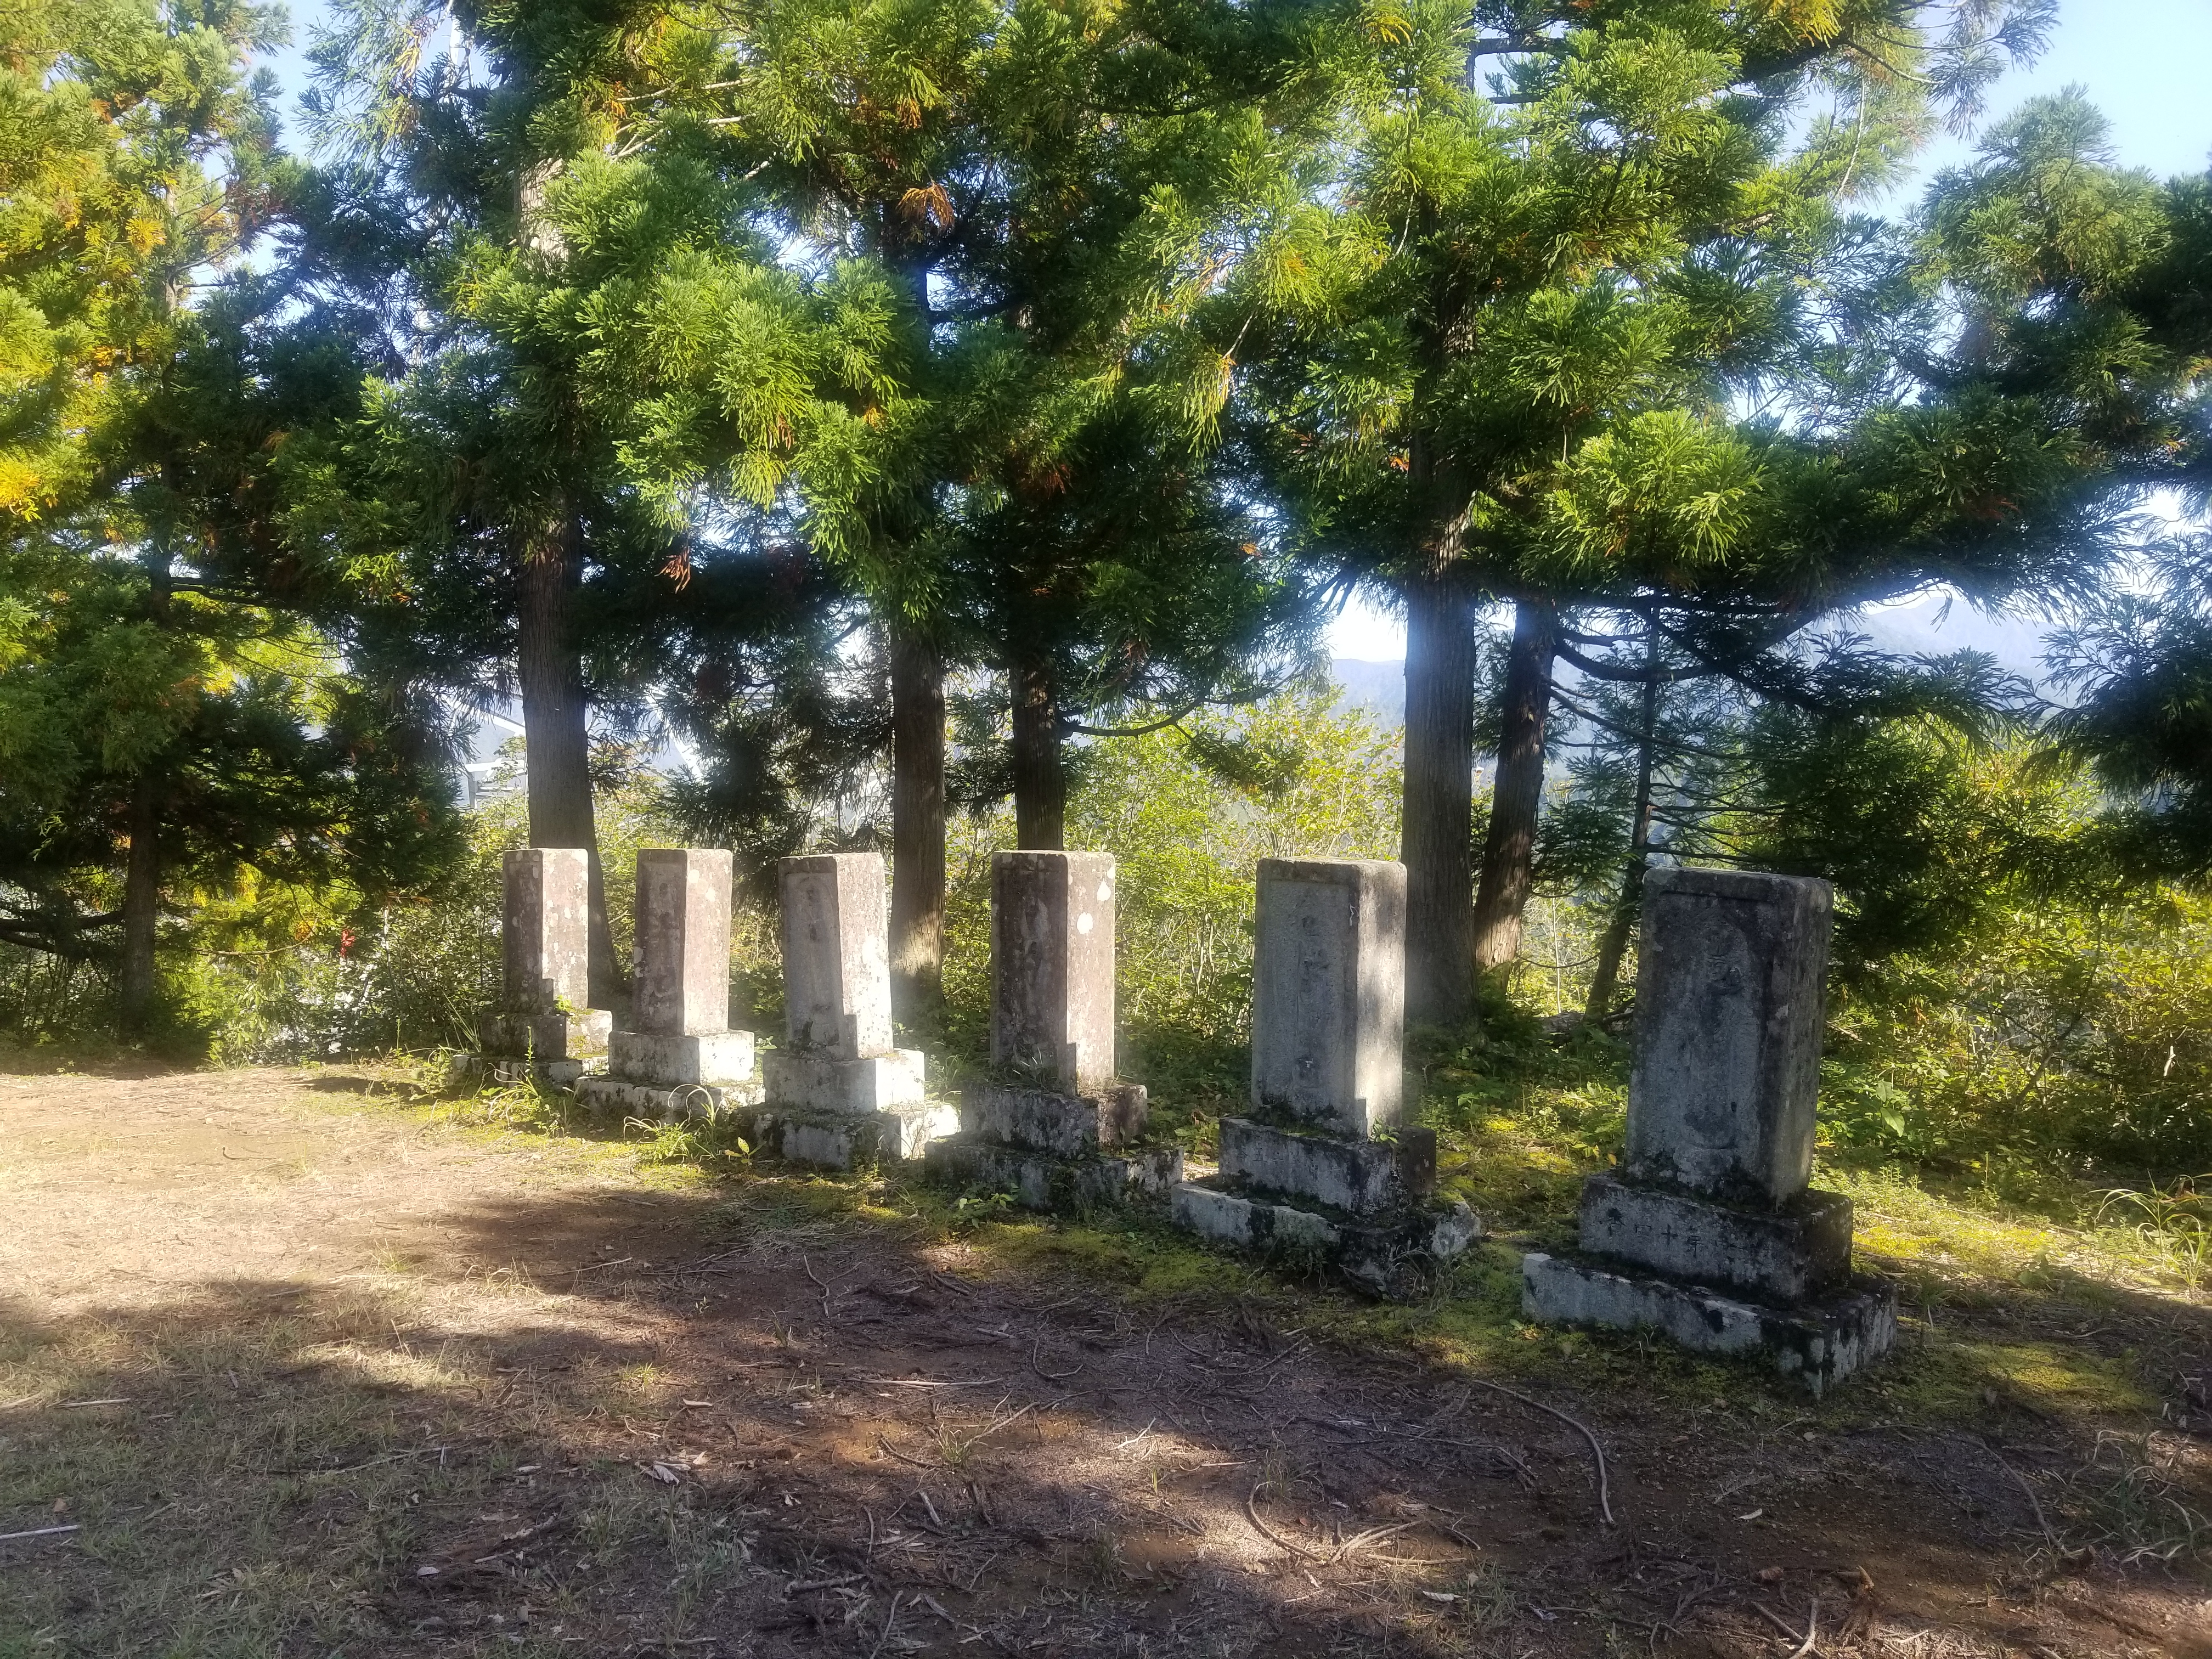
[1472,598,1558,974]
[1401,569,1480,1028]
[1011,658,1066,852]
[518,515,620,1011]
[889,623,947,1023]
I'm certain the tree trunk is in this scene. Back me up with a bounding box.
[1011,657,1066,851]
[117,552,174,1040]
[1401,567,1480,1027]
[889,622,946,1022]
[116,772,162,1039]
[1585,626,1661,1023]
[1472,598,1558,974]
[517,510,620,1010]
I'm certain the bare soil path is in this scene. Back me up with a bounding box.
[1,1065,2207,1657]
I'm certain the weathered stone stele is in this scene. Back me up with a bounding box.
[1173,857,1476,1295]
[752,853,947,1168]
[1522,865,1897,1393]
[1250,857,1405,1137]
[1624,866,1829,1206]
[780,853,895,1060]
[926,851,1182,1210]
[466,848,611,1085]
[575,848,759,1119]
[634,848,735,1037]
[991,850,1118,1094]
[504,846,590,1016]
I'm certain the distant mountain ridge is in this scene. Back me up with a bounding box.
[1330,658,1404,724]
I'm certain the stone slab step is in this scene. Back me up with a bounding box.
[1520,1249,1897,1396]
[924,1135,1182,1214]
[742,1099,959,1170]
[1171,1180,1480,1298]
[449,1053,606,1091]
[573,1075,765,1122]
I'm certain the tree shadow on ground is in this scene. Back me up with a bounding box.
[4,1165,2209,1659]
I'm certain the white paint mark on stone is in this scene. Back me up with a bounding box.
[1076,912,1094,935]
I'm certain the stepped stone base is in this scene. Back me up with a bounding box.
[1521,1250,1897,1395]
[1173,1179,1479,1297]
[573,1074,764,1122]
[924,1135,1183,1214]
[1578,1174,1853,1302]
[1217,1118,1435,1215]
[742,1099,958,1171]
[762,1048,927,1113]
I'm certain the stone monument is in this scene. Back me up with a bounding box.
[469,848,612,1086]
[1172,857,1477,1293]
[924,851,1182,1208]
[746,853,952,1168]
[575,849,761,1119]
[1522,865,1897,1392]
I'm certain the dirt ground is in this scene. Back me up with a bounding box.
[2,1065,2209,1658]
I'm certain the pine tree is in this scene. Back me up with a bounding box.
[1235,0,2061,1026]
[580,0,1340,1016]
[294,0,746,1008]
[0,1,461,1036]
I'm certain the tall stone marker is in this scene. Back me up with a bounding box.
[1250,857,1406,1137]
[472,848,612,1086]
[752,853,950,1167]
[991,850,1119,1093]
[1522,866,1897,1392]
[1173,859,1476,1295]
[576,849,761,1120]
[924,851,1182,1209]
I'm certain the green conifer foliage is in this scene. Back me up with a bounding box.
[1232,0,2066,1024]
[0,1,461,1041]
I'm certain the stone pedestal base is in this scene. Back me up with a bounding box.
[744,1099,958,1170]
[477,1009,612,1064]
[761,1048,927,1113]
[1521,1250,1897,1395]
[960,1081,1148,1156]
[1217,1119,1435,1215]
[924,1136,1183,1213]
[1578,1174,1853,1302]
[608,1030,757,1088]
[1172,1180,1479,1296]
[919,1080,1176,1214]
[573,1026,760,1121]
